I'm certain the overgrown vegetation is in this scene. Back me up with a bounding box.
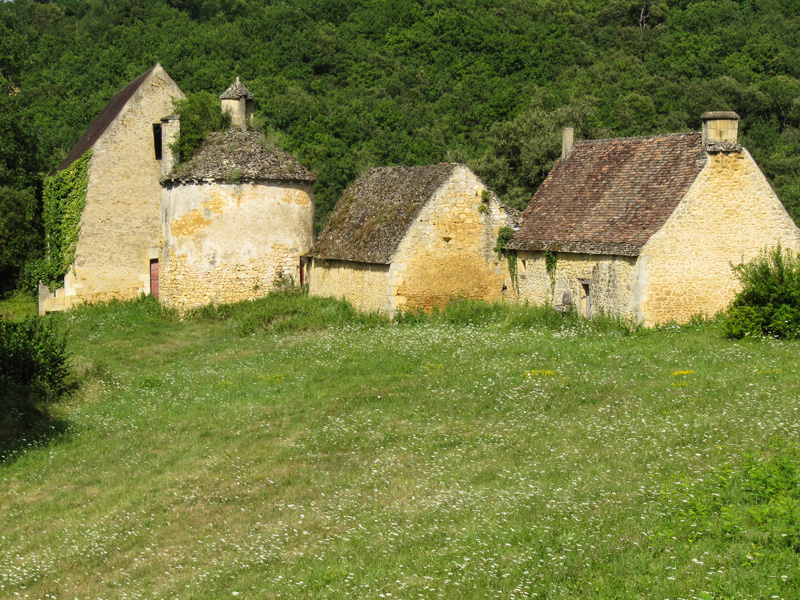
[39,150,91,291]
[1,293,799,598]
[170,92,231,164]
[722,244,800,339]
[0,315,70,446]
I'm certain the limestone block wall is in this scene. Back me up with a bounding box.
[307,259,391,313]
[160,180,314,310]
[638,150,800,324]
[390,166,513,312]
[39,66,183,313]
[511,251,637,319]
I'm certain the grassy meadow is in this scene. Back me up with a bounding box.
[1,293,799,599]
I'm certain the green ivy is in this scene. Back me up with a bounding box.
[494,226,518,291]
[545,251,558,295]
[41,150,91,291]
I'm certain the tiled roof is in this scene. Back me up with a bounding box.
[164,129,315,183]
[309,164,458,264]
[220,77,254,100]
[56,66,157,171]
[509,133,706,255]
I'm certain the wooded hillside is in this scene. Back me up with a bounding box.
[2,0,799,291]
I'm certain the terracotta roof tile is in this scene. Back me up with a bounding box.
[509,133,705,255]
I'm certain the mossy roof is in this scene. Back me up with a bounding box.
[164,129,315,183]
[509,133,706,256]
[309,163,459,264]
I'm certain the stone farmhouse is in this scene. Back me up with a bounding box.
[159,78,316,311]
[506,112,800,325]
[39,64,184,313]
[307,163,518,315]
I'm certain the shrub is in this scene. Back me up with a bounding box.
[1,316,70,441]
[722,244,800,339]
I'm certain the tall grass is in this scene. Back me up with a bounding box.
[1,292,798,599]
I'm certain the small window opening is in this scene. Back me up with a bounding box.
[152,123,162,160]
[581,281,591,318]
[300,258,307,285]
[443,236,452,243]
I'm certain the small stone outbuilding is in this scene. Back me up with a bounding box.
[159,79,316,311]
[39,64,184,313]
[507,112,800,324]
[307,163,518,315]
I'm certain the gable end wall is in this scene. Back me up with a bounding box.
[39,67,184,313]
[389,166,513,313]
[637,150,800,324]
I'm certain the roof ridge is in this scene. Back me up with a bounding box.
[574,132,701,145]
[56,65,159,172]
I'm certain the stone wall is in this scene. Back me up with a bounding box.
[39,66,183,313]
[160,180,314,311]
[637,149,800,324]
[307,259,391,313]
[390,166,513,312]
[511,251,637,319]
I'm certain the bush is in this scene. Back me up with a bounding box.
[1,316,70,441]
[722,244,800,339]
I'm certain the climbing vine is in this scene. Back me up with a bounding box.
[41,150,91,291]
[545,250,558,294]
[494,226,518,291]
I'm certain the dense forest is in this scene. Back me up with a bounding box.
[1,0,800,293]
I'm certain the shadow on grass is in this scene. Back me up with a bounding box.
[0,412,72,464]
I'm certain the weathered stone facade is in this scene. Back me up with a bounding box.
[507,117,800,325]
[636,149,800,323]
[511,253,637,319]
[39,65,183,313]
[309,164,517,315]
[160,181,314,311]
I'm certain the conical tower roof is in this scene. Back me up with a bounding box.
[220,76,254,100]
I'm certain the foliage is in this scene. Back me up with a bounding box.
[0,315,70,444]
[170,91,231,164]
[493,226,518,288]
[40,150,91,291]
[0,187,41,293]
[544,250,558,295]
[186,288,387,335]
[722,244,800,339]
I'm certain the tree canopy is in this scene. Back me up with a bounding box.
[2,0,800,289]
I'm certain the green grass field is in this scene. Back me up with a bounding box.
[1,294,799,599]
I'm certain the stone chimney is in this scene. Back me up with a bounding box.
[561,127,574,159]
[160,114,180,178]
[220,76,254,130]
[701,111,740,150]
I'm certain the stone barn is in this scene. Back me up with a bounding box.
[39,64,184,313]
[307,163,518,315]
[159,79,316,311]
[507,112,800,325]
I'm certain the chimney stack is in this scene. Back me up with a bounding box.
[160,114,180,178]
[562,127,574,159]
[220,76,255,131]
[701,111,740,148]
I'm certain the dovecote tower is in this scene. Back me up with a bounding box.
[220,76,254,130]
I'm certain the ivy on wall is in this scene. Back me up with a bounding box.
[40,150,91,291]
[494,226,518,291]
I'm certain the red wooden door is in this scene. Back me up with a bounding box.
[150,259,159,298]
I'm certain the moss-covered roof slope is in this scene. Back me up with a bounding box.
[309,163,458,264]
[165,129,316,183]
